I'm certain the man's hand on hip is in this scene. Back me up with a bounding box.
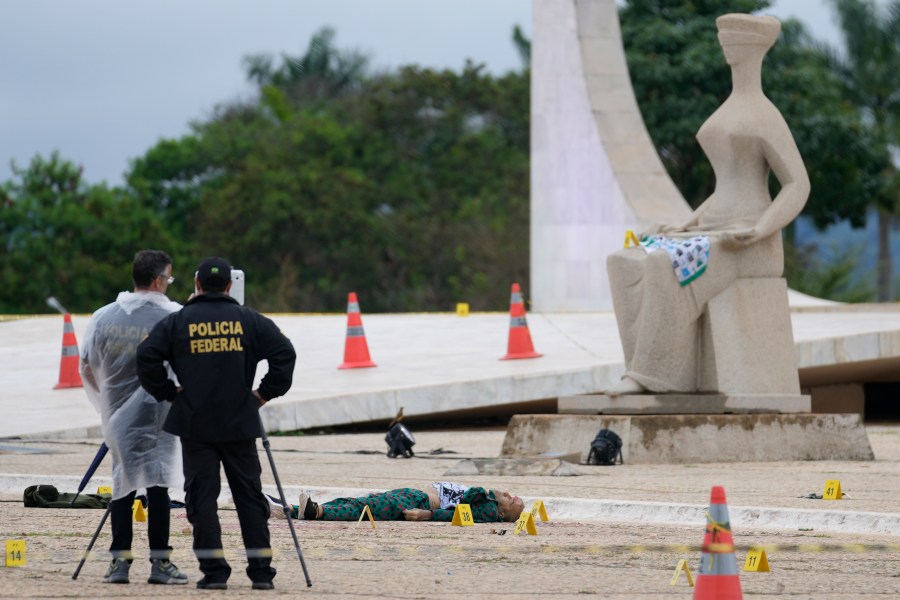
[252,389,267,407]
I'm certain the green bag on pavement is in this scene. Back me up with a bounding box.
[23,484,110,509]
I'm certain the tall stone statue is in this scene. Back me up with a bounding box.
[606,14,810,396]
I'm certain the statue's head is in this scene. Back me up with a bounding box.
[716,14,781,64]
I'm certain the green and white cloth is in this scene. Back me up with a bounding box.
[640,235,710,286]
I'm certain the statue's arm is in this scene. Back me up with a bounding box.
[755,118,810,238]
[721,116,810,246]
[641,201,710,237]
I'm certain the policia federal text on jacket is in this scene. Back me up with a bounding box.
[137,301,294,442]
[136,257,296,590]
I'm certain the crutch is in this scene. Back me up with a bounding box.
[258,414,312,587]
[71,503,111,580]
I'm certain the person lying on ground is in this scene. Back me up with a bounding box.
[266,482,525,523]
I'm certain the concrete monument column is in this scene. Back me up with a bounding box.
[530,0,691,312]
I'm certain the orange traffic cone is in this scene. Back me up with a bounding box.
[53,313,83,389]
[501,283,542,360]
[694,486,742,600]
[338,292,377,369]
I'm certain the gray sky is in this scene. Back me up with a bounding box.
[0,0,844,187]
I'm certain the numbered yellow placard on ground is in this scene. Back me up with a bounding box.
[357,504,376,529]
[514,512,537,536]
[97,486,112,495]
[529,500,549,522]
[451,504,474,527]
[823,479,842,500]
[624,230,642,248]
[5,540,26,567]
[670,559,694,586]
[132,499,147,522]
[743,548,770,572]
[456,303,469,317]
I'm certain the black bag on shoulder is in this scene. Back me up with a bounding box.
[587,429,623,466]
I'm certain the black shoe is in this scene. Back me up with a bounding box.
[197,578,228,590]
[298,493,319,520]
[102,558,130,584]
[148,559,188,585]
[252,581,275,590]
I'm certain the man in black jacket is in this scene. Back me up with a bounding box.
[137,257,296,591]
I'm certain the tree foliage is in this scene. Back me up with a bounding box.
[785,240,875,302]
[0,153,174,312]
[823,0,900,300]
[126,29,529,312]
[243,27,369,107]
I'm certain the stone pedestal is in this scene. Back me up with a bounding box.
[501,413,873,464]
[559,393,811,415]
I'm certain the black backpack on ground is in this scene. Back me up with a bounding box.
[587,429,623,465]
[385,423,415,458]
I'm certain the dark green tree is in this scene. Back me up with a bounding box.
[824,0,900,301]
[243,27,369,107]
[126,37,530,312]
[0,153,174,313]
[338,63,530,311]
[785,241,875,302]
[512,24,531,69]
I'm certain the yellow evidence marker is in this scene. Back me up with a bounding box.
[451,504,474,527]
[456,303,469,317]
[514,512,537,536]
[743,547,770,572]
[357,504,376,529]
[133,499,147,522]
[624,230,642,248]
[97,486,112,495]
[529,500,549,522]
[5,540,26,567]
[670,559,694,587]
[823,479,842,500]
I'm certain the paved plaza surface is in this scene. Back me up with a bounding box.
[2,310,899,597]
[5,308,900,438]
[1,427,898,598]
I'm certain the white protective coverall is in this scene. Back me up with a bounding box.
[80,291,183,500]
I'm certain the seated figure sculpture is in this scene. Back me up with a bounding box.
[607,13,810,395]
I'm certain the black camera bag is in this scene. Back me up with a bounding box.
[587,429,623,465]
[385,423,416,458]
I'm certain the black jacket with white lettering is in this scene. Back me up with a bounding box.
[137,293,296,442]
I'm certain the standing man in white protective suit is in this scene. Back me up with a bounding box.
[80,249,188,585]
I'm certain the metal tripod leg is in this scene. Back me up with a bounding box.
[72,503,111,580]
[259,414,312,587]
